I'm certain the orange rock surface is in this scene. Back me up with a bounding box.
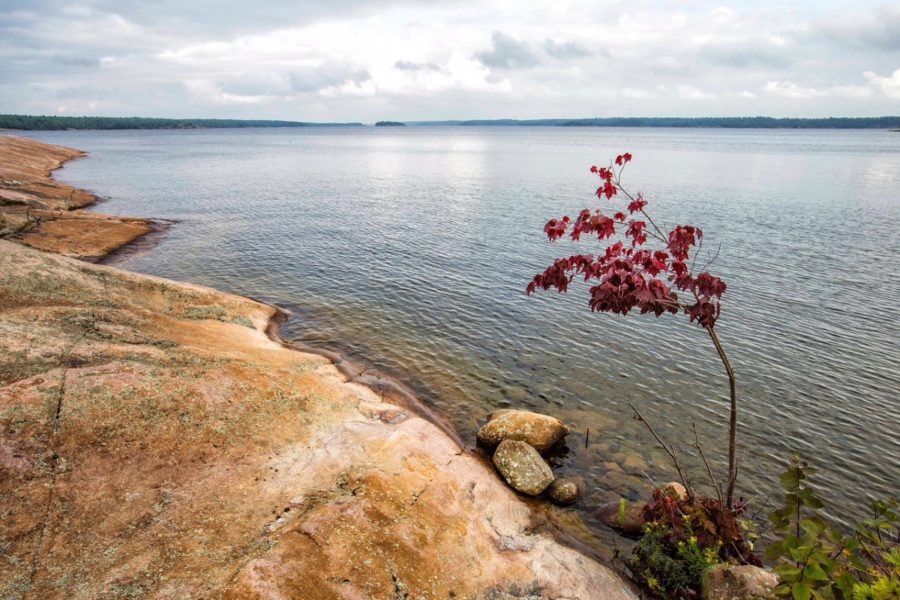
[0,135,152,259]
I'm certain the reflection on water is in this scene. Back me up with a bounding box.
[26,126,900,548]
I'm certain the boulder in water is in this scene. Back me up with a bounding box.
[492,440,555,496]
[477,409,570,453]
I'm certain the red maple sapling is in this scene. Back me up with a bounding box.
[527,153,739,507]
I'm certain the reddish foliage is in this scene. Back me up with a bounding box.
[527,153,726,330]
[642,488,761,567]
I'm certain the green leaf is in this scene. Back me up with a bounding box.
[775,582,793,599]
[776,567,803,580]
[826,528,844,544]
[791,547,811,562]
[803,563,830,581]
[792,582,812,600]
[798,488,825,509]
[801,519,824,535]
[767,542,786,561]
[781,469,801,490]
[833,573,856,596]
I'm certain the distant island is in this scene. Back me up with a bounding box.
[1,113,898,131]
[0,114,363,131]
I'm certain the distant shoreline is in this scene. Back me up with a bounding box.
[2,113,899,131]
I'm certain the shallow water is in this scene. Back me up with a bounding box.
[22,126,899,540]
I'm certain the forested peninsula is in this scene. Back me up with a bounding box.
[0,114,363,130]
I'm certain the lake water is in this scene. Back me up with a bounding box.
[20,126,899,548]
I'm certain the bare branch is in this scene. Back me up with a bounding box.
[627,401,694,498]
[699,241,722,273]
[691,422,724,506]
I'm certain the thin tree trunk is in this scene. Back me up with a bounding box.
[707,326,738,507]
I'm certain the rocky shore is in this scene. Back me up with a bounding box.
[0,135,638,599]
[0,136,153,260]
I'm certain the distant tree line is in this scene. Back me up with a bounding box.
[2,113,898,131]
[450,116,900,129]
[0,114,364,131]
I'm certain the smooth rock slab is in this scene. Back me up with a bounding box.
[477,409,570,453]
[492,440,555,496]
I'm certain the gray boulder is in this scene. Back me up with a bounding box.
[546,478,580,506]
[492,440,555,496]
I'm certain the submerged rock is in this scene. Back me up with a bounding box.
[477,409,570,453]
[701,564,778,600]
[613,452,649,474]
[546,478,580,506]
[492,440,555,496]
[596,499,646,537]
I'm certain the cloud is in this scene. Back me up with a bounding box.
[221,72,292,96]
[763,78,875,100]
[763,81,827,99]
[678,86,715,100]
[394,60,444,73]
[813,6,900,51]
[475,31,539,69]
[543,38,592,59]
[0,1,897,120]
[289,62,371,93]
[0,0,416,37]
[650,56,694,76]
[622,87,652,99]
[185,79,275,105]
[698,42,791,69]
[864,69,900,99]
[50,55,101,68]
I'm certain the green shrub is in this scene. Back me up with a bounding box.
[767,456,899,600]
[626,488,760,598]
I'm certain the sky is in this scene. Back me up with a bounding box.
[0,0,898,122]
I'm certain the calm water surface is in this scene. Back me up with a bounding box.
[23,127,899,544]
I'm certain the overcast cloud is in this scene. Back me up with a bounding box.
[0,0,897,121]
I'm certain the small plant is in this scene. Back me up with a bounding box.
[619,497,629,526]
[629,525,699,598]
[766,456,899,600]
[627,487,761,598]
